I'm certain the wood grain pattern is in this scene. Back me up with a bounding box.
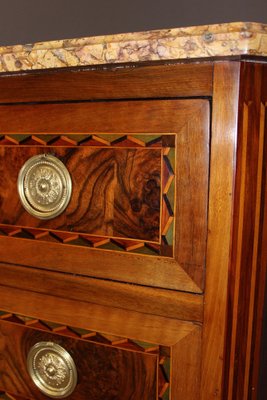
[256,64,267,400]
[0,236,201,292]
[171,326,202,399]
[0,310,169,355]
[0,99,210,292]
[0,146,161,242]
[201,62,241,399]
[174,105,209,287]
[0,287,201,399]
[0,284,197,347]
[0,50,266,400]
[0,262,204,323]
[0,392,25,399]
[0,63,213,103]
[224,62,267,400]
[0,99,205,134]
[0,320,158,399]
[0,309,170,400]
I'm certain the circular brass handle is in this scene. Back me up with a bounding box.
[17,154,72,220]
[27,341,78,398]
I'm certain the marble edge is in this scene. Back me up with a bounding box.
[0,21,266,72]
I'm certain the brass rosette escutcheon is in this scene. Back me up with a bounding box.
[27,341,78,398]
[18,154,72,219]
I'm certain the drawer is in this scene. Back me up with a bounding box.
[0,284,203,399]
[0,99,209,293]
[0,309,202,400]
[0,317,160,399]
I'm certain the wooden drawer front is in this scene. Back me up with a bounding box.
[0,308,202,400]
[0,319,158,399]
[0,99,209,293]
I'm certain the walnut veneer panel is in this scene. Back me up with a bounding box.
[0,146,161,242]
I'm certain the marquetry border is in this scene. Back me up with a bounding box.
[0,133,175,258]
[0,311,170,400]
[0,133,175,148]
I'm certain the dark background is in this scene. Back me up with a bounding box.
[0,0,266,46]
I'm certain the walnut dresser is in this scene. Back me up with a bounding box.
[0,22,266,400]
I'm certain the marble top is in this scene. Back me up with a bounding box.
[0,22,266,73]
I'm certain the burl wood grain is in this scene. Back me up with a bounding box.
[0,320,157,399]
[0,146,161,241]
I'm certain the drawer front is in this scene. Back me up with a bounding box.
[0,309,202,400]
[0,318,158,400]
[0,99,209,293]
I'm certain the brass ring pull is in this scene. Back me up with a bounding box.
[17,154,72,220]
[27,341,78,398]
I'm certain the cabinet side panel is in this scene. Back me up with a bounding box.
[254,63,267,400]
[201,62,240,399]
[225,62,267,400]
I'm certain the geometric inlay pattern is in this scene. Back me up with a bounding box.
[0,133,176,258]
[0,310,170,400]
[0,133,175,148]
[0,223,163,255]
[161,148,175,257]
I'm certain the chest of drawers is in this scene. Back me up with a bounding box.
[0,22,266,399]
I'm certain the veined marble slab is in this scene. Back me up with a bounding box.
[0,22,266,72]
